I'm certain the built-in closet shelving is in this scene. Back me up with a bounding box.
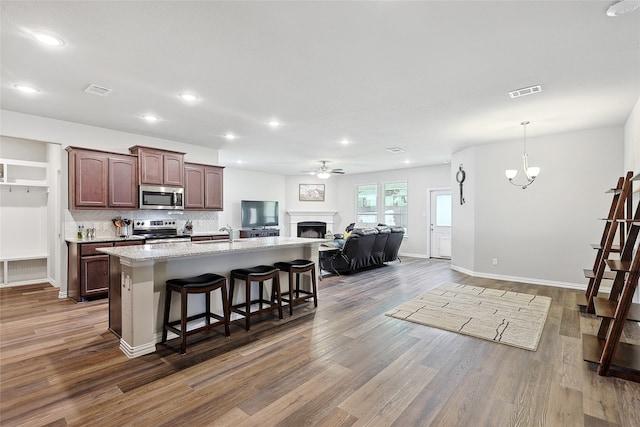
[0,158,50,286]
[581,172,639,382]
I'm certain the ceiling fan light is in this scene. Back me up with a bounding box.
[317,172,331,179]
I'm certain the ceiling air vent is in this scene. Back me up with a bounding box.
[84,84,113,97]
[509,85,542,99]
[386,147,405,154]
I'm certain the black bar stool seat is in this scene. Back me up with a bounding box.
[229,265,283,331]
[274,259,318,315]
[162,273,230,354]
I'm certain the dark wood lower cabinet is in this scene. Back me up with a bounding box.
[80,255,109,296]
[68,240,144,303]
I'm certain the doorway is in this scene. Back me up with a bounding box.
[429,189,452,259]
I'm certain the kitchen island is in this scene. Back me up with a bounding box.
[98,236,323,358]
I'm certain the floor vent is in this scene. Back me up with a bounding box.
[84,84,113,97]
[509,85,542,98]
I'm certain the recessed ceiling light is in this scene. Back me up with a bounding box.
[141,114,160,122]
[266,119,282,127]
[236,160,243,164]
[607,0,640,16]
[223,133,237,140]
[33,32,64,46]
[178,93,199,101]
[14,84,39,94]
[339,139,350,145]
[404,160,411,164]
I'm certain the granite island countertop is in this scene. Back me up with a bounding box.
[97,236,327,263]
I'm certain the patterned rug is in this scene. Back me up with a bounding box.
[385,283,551,351]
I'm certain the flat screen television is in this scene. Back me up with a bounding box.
[241,200,279,229]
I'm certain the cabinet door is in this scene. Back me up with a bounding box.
[164,153,184,186]
[73,151,108,208]
[204,166,224,210]
[139,150,164,185]
[80,255,109,297]
[184,164,205,209]
[108,156,137,208]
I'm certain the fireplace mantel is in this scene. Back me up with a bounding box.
[287,210,337,237]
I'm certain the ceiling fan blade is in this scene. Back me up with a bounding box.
[331,169,345,174]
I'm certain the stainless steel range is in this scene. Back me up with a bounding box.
[132,219,191,244]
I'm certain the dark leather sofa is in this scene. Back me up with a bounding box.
[320,225,404,274]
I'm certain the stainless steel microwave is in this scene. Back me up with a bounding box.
[139,185,184,210]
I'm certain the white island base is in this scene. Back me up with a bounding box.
[99,237,322,358]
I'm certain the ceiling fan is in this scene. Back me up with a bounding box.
[302,160,345,179]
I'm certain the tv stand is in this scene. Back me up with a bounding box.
[240,229,280,238]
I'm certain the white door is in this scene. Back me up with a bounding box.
[430,189,452,259]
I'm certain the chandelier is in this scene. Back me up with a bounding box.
[505,121,540,189]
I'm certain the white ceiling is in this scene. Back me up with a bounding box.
[1,1,639,176]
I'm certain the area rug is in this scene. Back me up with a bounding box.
[385,283,551,351]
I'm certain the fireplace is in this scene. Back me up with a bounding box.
[297,221,327,238]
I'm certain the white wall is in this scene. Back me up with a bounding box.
[220,167,287,238]
[452,126,624,287]
[623,96,639,303]
[451,147,476,272]
[625,97,640,186]
[333,164,451,257]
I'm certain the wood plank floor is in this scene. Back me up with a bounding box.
[1,258,639,426]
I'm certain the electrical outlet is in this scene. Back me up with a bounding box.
[492,258,498,266]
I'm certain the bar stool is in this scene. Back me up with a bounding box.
[273,259,318,315]
[162,273,230,355]
[229,265,283,331]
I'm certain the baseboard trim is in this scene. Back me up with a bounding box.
[449,264,611,293]
[399,252,428,259]
[119,339,157,359]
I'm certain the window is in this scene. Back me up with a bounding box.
[356,184,377,223]
[383,182,408,231]
[435,194,452,227]
[355,182,408,233]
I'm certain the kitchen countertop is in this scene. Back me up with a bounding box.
[97,236,326,263]
[65,235,146,244]
[65,231,229,244]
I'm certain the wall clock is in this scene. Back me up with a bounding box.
[456,165,466,205]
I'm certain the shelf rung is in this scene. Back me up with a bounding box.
[593,297,640,322]
[582,334,640,377]
[583,268,616,280]
[605,260,632,273]
[591,243,621,252]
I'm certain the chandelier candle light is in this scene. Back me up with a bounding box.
[505,121,540,189]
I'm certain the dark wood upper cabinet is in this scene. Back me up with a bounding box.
[68,148,108,208]
[184,164,205,209]
[67,147,137,210]
[129,146,185,187]
[108,155,137,209]
[184,162,224,211]
[204,166,223,210]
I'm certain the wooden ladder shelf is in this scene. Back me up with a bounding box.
[582,172,640,382]
[581,171,634,313]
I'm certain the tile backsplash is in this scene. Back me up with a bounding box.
[65,209,219,239]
